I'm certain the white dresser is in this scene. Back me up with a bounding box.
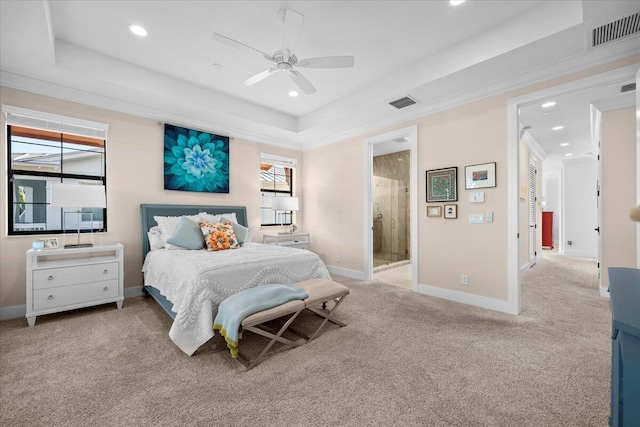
[26,243,124,327]
[262,232,310,250]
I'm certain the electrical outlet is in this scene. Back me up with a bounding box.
[337,255,341,264]
[461,275,468,285]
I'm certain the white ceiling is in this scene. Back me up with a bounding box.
[1,1,639,150]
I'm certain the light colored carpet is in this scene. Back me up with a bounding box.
[0,253,610,426]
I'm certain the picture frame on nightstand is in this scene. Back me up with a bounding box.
[37,237,59,250]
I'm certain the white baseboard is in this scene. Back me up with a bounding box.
[0,304,26,321]
[519,264,530,275]
[326,265,367,281]
[599,286,610,298]
[417,283,516,315]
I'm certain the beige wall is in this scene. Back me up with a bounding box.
[601,106,637,288]
[0,87,303,309]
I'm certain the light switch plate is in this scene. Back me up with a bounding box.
[469,214,484,224]
[470,192,485,203]
[486,211,493,223]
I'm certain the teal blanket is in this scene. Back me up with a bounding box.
[213,284,308,358]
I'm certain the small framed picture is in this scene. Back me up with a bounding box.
[465,162,496,189]
[426,206,442,217]
[444,204,458,219]
[38,237,59,250]
[426,167,458,202]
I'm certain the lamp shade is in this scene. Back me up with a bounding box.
[51,183,106,208]
[271,196,298,211]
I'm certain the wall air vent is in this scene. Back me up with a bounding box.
[389,96,418,109]
[591,12,640,48]
[621,83,636,93]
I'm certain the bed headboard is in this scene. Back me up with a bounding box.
[140,204,248,260]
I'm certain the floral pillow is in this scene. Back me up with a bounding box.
[200,221,239,251]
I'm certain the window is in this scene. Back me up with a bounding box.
[260,154,296,226]
[5,107,108,236]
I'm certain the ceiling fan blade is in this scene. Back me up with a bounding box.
[242,68,278,86]
[287,69,316,94]
[280,9,304,55]
[212,33,273,62]
[296,56,355,69]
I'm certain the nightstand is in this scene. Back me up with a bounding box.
[263,232,310,250]
[26,243,124,327]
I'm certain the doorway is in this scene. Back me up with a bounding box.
[364,125,418,290]
[372,150,410,268]
[507,64,639,315]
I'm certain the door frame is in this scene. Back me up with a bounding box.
[507,64,640,314]
[363,125,418,291]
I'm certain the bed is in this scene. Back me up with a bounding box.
[140,204,332,355]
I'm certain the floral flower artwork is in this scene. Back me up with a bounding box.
[164,124,229,193]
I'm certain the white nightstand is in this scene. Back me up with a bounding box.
[26,243,124,327]
[263,232,310,250]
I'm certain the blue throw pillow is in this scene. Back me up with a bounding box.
[166,216,205,250]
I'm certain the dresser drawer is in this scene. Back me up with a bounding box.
[33,280,119,311]
[33,262,119,290]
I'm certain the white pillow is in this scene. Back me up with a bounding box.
[199,212,238,225]
[154,215,201,250]
[148,232,165,251]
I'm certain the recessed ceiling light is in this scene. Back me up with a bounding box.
[450,0,465,5]
[560,143,570,147]
[564,153,573,157]
[552,126,564,131]
[542,101,556,108]
[288,91,299,97]
[129,24,148,37]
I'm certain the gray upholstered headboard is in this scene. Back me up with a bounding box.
[140,204,248,260]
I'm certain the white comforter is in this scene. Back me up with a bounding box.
[142,243,331,355]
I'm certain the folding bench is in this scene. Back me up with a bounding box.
[234,279,349,370]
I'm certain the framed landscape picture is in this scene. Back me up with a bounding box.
[426,167,457,202]
[465,162,496,189]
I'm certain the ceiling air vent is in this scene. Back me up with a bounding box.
[389,96,418,109]
[621,83,636,93]
[591,12,640,48]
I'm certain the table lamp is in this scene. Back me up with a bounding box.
[51,183,106,248]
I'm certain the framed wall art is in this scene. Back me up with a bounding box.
[465,162,496,189]
[427,206,442,217]
[426,167,457,202]
[444,204,457,219]
[164,124,230,193]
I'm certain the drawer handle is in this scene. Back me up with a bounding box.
[47,295,54,300]
[103,269,109,274]
[103,287,109,292]
[48,276,54,281]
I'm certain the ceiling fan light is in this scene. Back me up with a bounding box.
[288,91,299,97]
[129,24,148,37]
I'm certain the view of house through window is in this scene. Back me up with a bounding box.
[260,156,295,226]
[8,124,107,235]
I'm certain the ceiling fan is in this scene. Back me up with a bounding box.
[212,9,354,95]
